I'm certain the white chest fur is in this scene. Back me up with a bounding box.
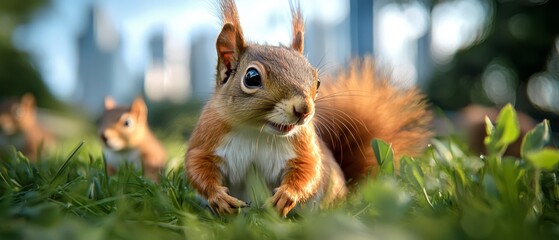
[215,127,296,188]
[103,148,141,170]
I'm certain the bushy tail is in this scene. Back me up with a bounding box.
[314,58,432,182]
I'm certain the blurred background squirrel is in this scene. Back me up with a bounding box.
[0,93,56,161]
[99,97,167,180]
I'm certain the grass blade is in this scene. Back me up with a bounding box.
[50,141,85,185]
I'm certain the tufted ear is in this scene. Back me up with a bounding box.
[290,1,304,54]
[104,96,116,110]
[216,0,246,86]
[17,93,37,119]
[130,97,148,123]
[216,23,245,76]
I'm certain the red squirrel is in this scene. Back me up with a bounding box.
[185,0,432,216]
[99,97,167,180]
[0,93,56,161]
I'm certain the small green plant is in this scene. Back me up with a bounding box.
[0,104,558,240]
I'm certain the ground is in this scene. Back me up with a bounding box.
[1,105,558,240]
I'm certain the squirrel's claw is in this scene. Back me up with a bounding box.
[207,187,248,215]
[271,187,298,217]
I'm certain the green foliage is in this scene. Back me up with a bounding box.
[521,119,559,171]
[1,104,558,239]
[484,103,520,156]
[521,120,551,157]
[372,139,394,176]
[428,0,559,125]
[527,149,559,171]
[0,44,62,110]
[0,0,63,110]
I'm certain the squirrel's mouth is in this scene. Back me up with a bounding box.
[265,121,296,135]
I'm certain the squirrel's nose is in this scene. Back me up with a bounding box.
[293,104,311,123]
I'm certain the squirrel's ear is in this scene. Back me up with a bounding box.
[104,96,116,110]
[216,23,245,84]
[291,2,304,54]
[130,97,148,120]
[20,93,36,110]
[292,31,303,54]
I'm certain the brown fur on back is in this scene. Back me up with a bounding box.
[315,58,433,182]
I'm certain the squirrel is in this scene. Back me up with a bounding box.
[99,96,167,180]
[0,93,56,161]
[185,0,432,217]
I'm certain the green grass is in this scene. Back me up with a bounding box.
[1,104,559,240]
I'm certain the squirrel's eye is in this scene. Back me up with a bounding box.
[244,68,262,89]
[123,118,133,127]
[317,78,321,90]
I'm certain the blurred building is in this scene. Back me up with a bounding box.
[144,28,191,104]
[75,6,136,116]
[189,28,218,100]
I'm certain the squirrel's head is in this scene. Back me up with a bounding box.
[99,97,148,151]
[213,0,319,136]
[0,93,37,136]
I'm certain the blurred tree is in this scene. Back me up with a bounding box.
[0,0,61,109]
[429,0,559,126]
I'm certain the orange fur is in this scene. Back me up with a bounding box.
[290,1,304,53]
[0,93,55,161]
[185,0,430,217]
[99,97,167,180]
[315,59,433,182]
[272,125,322,216]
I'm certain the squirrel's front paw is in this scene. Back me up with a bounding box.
[207,187,248,215]
[271,187,298,217]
